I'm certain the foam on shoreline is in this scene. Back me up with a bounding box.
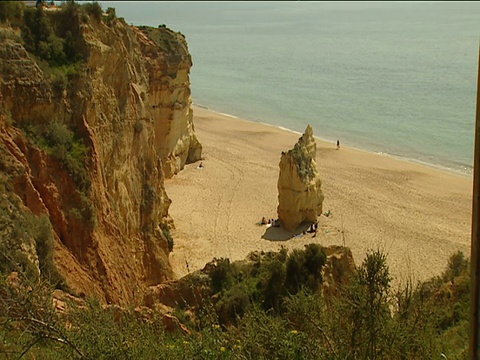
[193,102,473,179]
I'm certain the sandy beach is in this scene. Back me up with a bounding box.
[166,106,473,286]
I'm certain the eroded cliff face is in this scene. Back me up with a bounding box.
[277,125,324,231]
[137,27,202,178]
[0,7,201,305]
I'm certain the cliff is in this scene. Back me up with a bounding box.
[277,125,324,231]
[0,3,201,305]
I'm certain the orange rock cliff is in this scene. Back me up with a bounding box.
[0,5,202,305]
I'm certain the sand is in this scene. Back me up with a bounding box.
[165,106,473,286]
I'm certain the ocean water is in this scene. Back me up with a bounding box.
[106,1,480,175]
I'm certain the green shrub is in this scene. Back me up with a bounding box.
[141,183,156,220]
[0,244,471,358]
[21,0,88,68]
[263,259,286,311]
[443,250,469,281]
[0,186,66,288]
[41,121,90,191]
[288,143,315,180]
[215,285,251,326]
[32,214,69,289]
[103,7,116,26]
[81,1,103,22]
[18,120,93,227]
[22,7,68,66]
[161,225,174,252]
[0,1,24,24]
[210,258,234,294]
[285,244,326,295]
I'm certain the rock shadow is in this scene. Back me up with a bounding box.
[262,221,313,241]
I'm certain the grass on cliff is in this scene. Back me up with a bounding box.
[21,120,90,193]
[287,143,316,181]
[7,1,103,95]
[138,25,187,56]
[0,173,67,289]
[0,245,471,359]
[18,119,96,226]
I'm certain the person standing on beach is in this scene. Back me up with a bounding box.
[336,139,340,149]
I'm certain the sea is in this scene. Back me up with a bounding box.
[103,1,480,176]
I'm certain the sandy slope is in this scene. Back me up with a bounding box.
[165,106,473,286]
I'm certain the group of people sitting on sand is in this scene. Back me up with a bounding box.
[260,217,280,227]
[303,221,319,237]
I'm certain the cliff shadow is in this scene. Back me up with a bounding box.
[262,221,312,241]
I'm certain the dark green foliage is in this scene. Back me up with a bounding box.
[210,258,234,294]
[161,225,174,252]
[0,217,39,280]
[232,305,325,359]
[285,243,326,294]
[0,244,472,359]
[263,259,286,310]
[208,245,327,326]
[215,286,251,325]
[0,1,24,24]
[21,1,89,68]
[31,214,67,288]
[0,181,66,288]
[329,249,394,359]
[288,143,315,180]
[82,1,103,22]
[21,120,90,192]
[355,249,392,359]
[139,25,186,56]
[0,175,39,279]
[0,272,84,359]
[443,250,469,281]
[103,7,116,26]
[22,7,69,66]
[16,120,95,227]
[141,183,156,218]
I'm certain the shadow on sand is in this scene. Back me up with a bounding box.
[262,221,313,241]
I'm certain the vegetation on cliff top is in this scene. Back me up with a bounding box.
[0,245,470,359]
[287,143,316,181]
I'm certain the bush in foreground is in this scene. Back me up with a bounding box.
[0,247,470,359]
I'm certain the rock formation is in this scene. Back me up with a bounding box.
[277,125,324,231]
[0,4,201,305]
[322,246,356,297]
[137,27,202,178]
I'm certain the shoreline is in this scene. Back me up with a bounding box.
[193,102,474,179]
[166,105,473,286]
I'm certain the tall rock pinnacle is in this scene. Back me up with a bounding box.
[277,125,324,231]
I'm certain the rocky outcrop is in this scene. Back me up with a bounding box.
[136,27,202,178]
[0,6,202,305]
[322,246,356,297]
[144,272,211,309]
[277,125,324,231]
